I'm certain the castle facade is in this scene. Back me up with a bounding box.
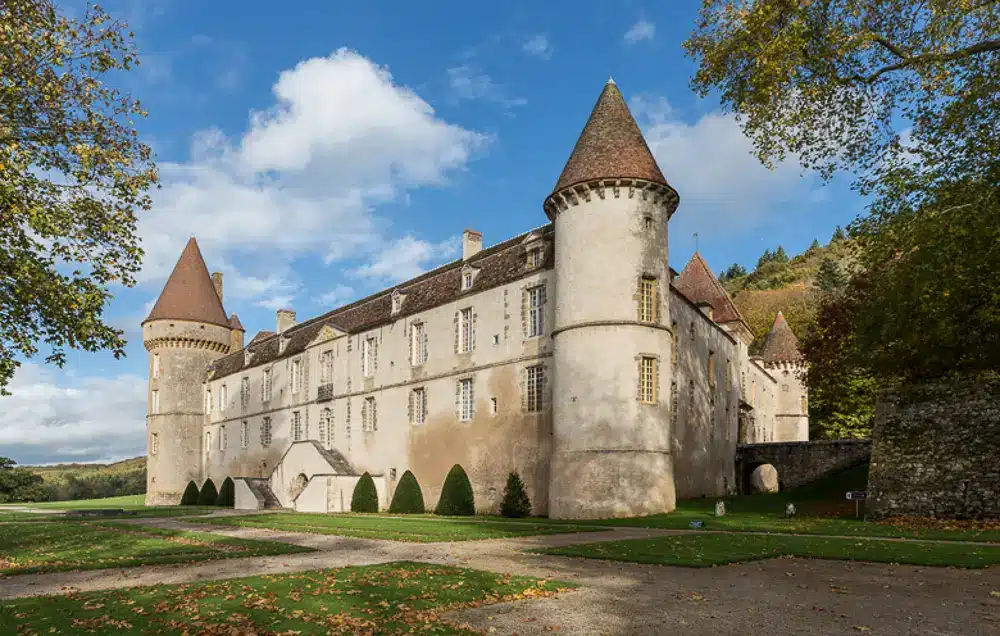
[143,81,808,518]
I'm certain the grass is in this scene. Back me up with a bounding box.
[0,561,575,635]
[538,533,1000,569]
[0,494,221,519]
[189,512,601,542]
[0,521,313,575]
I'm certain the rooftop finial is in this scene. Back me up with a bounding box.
[607,76,616,85]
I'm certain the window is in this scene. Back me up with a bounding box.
[526,365,544,412]
[262,368,272,401]
[152,353,160,379]
[362,397,377,431]
[319,408,332,447]
[261,417,272,447]
[527,247,542,268]
[292,411,302,441]
[726,360,733,391]
[801,395,808,415]
[241,377,250,409]
[219,384,227,410]
[241,421,248,449]
[205,388,212,414]
[490,396,498,415]
[708,352,716,390]
[291,359,302,394]
[639,276,657,322]
[671,322,678,368]
[462,271,474,290]
[410,388,426,425]
[392,292,404,314]
[459,378,474,421]
[528,285,546,337]
[151,433,159,455]
[219,425,226,451]
[411,323,426,366]
[320,350,334,384]
[151,390,159,415]
[205,432,211,458]
[639,357,658,404]
[459,308,475,353]
[363,337,377,377]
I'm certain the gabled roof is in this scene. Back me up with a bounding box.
[759,311,803,362]
[248,331,275,346]
[672,252,746,326]
[143,237,230,328]
[552,79,670,194]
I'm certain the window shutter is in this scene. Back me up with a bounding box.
[373,339,378,374]
[361,400,367,431]
[422,330,428,363]
[519,367,528,412]
[408,390,414,424]
[521,288,529,338]
[470,380,475,418]
[471,311,477,350]
[372,399,378,431]
[453,311,460,354]
[455,380,461,416]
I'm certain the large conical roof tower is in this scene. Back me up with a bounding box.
[144,237,229,328]
[759,311,803,362]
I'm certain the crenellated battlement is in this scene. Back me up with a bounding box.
[144,336,231,354]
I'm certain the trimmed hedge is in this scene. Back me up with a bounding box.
[217,477,235,507]
[500,471,531,518]
[388,470,425,514]
[198,478,218,506]
[350,472,379,513]
[435,464,475,516]
[180,481,200,506]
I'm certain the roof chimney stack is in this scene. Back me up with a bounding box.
[211,272,223,303]
[462,229,482,261]
[276,309,296,335]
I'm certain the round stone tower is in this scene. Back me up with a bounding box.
[545,80,680,519]
[142,237,233,505]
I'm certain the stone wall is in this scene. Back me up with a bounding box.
[735,439,871,494]
[868,377,1000,520]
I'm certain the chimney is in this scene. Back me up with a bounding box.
[276,309,296,335]
[462,229,482,261]
[211,272,223,303]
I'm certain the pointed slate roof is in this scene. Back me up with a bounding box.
[673,252,746,325]
[143,237,230,327]
[552,80,669,194]
[760,311,803,362]
[229,313,244,332]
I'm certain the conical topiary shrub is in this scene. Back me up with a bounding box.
[435,464,475,516]
[216,477,235,507]
[180,481,200,506]
[388,470,425,514]
[198,478,218,506]
[350,472,379,513]
[500,471,531,518]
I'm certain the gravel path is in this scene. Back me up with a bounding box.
[1,518,997,635]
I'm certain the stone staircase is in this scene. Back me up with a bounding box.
[241,478,282,509]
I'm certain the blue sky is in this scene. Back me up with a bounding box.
[3,0,865,464]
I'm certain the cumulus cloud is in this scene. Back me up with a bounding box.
[446,65,526,108]
[316,284,358,308]
[0,363,146,465]
[522,34,553,60]
[348,235,460,284]
[624,19,656,44]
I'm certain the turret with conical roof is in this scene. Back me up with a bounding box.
[547,80,679,519]
[143,237,236,505]
[758,311,809,441]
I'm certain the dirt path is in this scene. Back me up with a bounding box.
[1,519,997,635]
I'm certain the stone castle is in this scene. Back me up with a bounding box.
[143,80,808,518]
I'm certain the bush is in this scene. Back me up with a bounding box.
[500,471,531,518]
[388,470,424,514]
[216,477,235,507]
[180,481,200,505]
[350,472,379,513]
[435,464,475,516]
[198,478,218,506]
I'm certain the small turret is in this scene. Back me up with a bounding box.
[760,311,809,441]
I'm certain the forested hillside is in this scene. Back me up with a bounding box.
[27,456,146,501]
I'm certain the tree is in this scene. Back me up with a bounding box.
[350,472,379,513]
[756,248,774,269]
[807,238,821,252]
[815,258,847,293]
[180,481,200,506]
[0,1,158,394]
[0,457,46,502]
[216,477,235,507]
[773,246,789,263]
[499,472,532,518]
[388,470,424,514]
[198,479,218,506]
[720,263,748,281]
[435,464,475,516]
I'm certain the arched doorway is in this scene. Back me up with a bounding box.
[290,473,309,501]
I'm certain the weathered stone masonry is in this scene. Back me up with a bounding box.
[735,439,871,494]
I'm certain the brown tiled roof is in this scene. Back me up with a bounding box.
[759,311,803,362]
[209,225,554,379]
[552,80,669,194]
[144,237,230,328]
[672,252,747,326]
[229,313,245,331]
[248,331,275,346]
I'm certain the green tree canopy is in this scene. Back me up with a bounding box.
[0,456,46,502]
[0,0,158,393]
[815,258,847,293]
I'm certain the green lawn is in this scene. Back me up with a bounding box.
[538,533,1000,568]
[22,494,148,508]
[0,561,575,635]
[0,495,222,520]
[189,512,601,542]
[0,521,312,575]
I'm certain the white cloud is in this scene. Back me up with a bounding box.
[316,284,357,308]
[624,19,656,44]
[0,363,146,465]
[522,34,553,60]
[446,65,527,108]
[348,235,460,284]
[139,49,488,308]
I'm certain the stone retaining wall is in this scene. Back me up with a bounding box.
[735,439,871,494]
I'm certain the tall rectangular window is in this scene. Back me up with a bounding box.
[320,350,334,384]
[708,352,717,390]
[205,432,211,459]
[219,425,226,451]
[241,420,248,448]
[362,396,377,431]
[205,388,212,414]
[219,384,227,410]
[262,369,272,401]
[320,408,333,447]
[526,365,544,412]
[411,323,426,366]
[459,378,474,421]
[460,308,474,353]
[528,286,546,337]
[151,433,159,455]
[152,353,160,379]
[241,377,250,408]
[363,337,377,377]
[462,271,474,290]
[639,277,657,322]
[639,357,658,404]
[291,359,302,394]
[292,411,302,441]
[527,247,542,268]
[261,417,272,447]
[151,390,159,415]
[411,388,426,425]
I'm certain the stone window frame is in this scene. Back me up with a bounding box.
[460,264,480,292]
[521,232,546,271]
[205,432,211,459]
[391,289,406,315]
[526,284,546,338]
[361,396,378,432]
[457,307,476,354]
[241,420,249,449]
[320,349,334,385]
[410,322,427,366]
[151,432,159,456]
[637,354,661,405]
[240,376,250,409]
[525,364,545,413]
[637,275,658,323]
[262,368,273,402]
[151,389,159,415]
[219,383,227,411]
[205,387,212,414]
[409,387,427,425]
[152,353,160,379]
[291,358,303,394]
[457,376,475,422]
[319,407,333,447]
[292,410,303,441]
[362,336,378,378]
[708,351,717,392]
[261,416,273,447]
[219,425,226,452]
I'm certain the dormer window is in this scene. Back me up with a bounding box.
[527,247,542,268]
[279,337,287,354]
[391,290,405,315]
[461,266,479,292]
[244,350,252,366]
